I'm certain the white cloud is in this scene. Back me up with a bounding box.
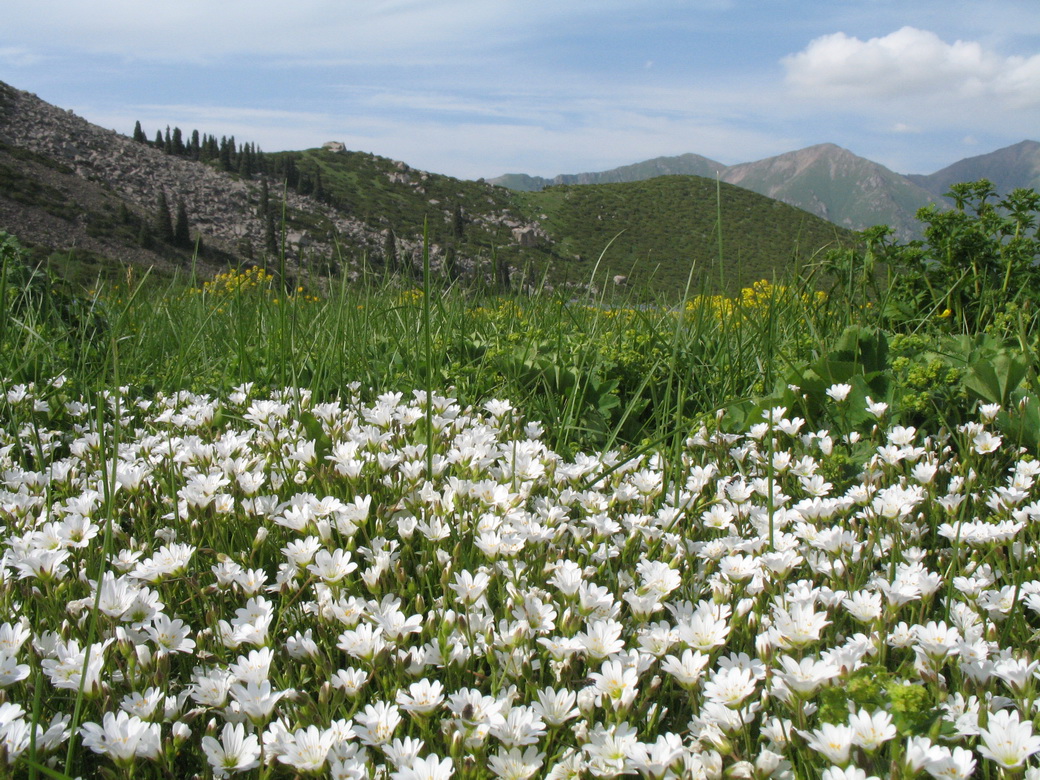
[783,26,1040,107]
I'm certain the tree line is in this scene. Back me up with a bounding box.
[131,122,331,205]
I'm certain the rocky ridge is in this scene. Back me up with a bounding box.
[0,81,544,279]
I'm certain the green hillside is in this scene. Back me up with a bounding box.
[516,176,853,295]
[265,147,519,250]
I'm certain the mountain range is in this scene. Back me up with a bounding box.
[0,79,852,298]
[4,78,1034,298]
[490,140,1040,240]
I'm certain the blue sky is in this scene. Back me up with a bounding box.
[2,1,1038,180]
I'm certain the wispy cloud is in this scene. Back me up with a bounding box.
[0,46,45,68]
[3,2,1036,180]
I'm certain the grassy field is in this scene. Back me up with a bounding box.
[2,185,1040,779]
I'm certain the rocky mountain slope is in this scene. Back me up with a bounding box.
[0,80,539,283]
[907,140,1040,198]
[720,144,942,240]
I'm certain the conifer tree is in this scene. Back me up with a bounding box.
[137,220,153,249]
[155,193,174,243]
[164,126,173,155]
[314,169,325,202]
[238,146,253,178]
[283,157,299,190]
[154,130,164,147]
[444,245,460,282]
[190,130,201,160]
[172,127,185,156]
[219,136,232,171]
[383,230,399,275]
[264,209,278,255]
[495,254,511,291]
[452,205,465,240]
[133,121,146,144]
[259,178,271,218]
[174,200,191,247]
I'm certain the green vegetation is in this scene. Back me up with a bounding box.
[516,177,850,294]
[122,120,851,298]
[4,183,1040,779]
[1,179,1036,459]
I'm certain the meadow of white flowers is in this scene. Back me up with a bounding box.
[1,377,1040,779]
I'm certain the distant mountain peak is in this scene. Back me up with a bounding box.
[908,139,1040,197]
[489,140,1038,240]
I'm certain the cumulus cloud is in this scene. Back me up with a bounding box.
[783,26,1040,107]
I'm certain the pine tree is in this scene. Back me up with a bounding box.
[238,146,253,178]
[155,193,174,243]
[133,121,146,144]
[383,230,398,274]
[219,136,232,171]
[495,254,511,291]
[444,245,460,282]
[452,205,465,240]
[172,127,185,156]
[259,178,271,218]
[164,126,173,155]
[137,221,153,249]
[154,130,164,148]
[314,169,325,202]
[190,130,201,160]
[174,200,191,247]
[264,209,278,255]
[283,157,299,190]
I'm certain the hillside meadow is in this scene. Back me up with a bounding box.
[2,182,1040,779]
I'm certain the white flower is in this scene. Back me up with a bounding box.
[80,711,161,765]
[847,708,896,751]
[488,745,545,780]
[531,687,580,726]
[826,383,852,402]
[660,649,710,688]
[307,548,358,584]
[201,722,261,778]
[922,745,976,780]
[977,708,1040,769]
[799,722,853,764]
[702,665,757,708]
[864,396,888,418]
[397,679,446,716]
[773,654,839,696]
[355,701,402,747]
[589,659,640,711]
[277,725,336,773]
[973,431,1002,455]
[390,754,455,780]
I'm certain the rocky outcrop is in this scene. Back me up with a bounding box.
[0,83,435,272]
